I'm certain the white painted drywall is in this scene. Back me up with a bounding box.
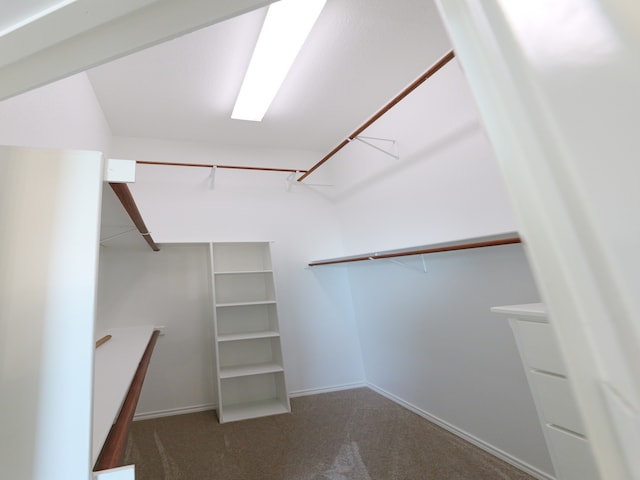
[346,245,551,477]
[100,137,365,412]
[315,44,550,476]
[0,72,112,153]
[437,1,640,477]
[326,58,518,254]
[97,244,217,415]
[0,146,103,480]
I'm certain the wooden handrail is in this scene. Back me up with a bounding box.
[298,49,456,182]
[137,160,308,174]
[109,182,160,252]
[93,329,160,471]
[308,236,522,267]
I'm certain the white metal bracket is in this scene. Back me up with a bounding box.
[286,171,333,191]
[353,135,400,160]
[208,166,217,190]
[367,254,427,273]
[285,171,298,192]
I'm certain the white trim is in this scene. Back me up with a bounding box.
[366,383,554,480]
[132,382,367,421]
[0,0,273,101]
[288,381,367,398]
[133,403,216,421]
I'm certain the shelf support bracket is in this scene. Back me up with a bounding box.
[367,255,427,273]
[209,166,217,190]
[352,135,400,160]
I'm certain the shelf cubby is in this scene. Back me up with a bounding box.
[214,272,275,305]
[216,302,279,337]
[219,371,289,423]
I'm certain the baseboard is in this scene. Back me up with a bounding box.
[366,383,554,480]
[132,383,366,421]
[289,381,367,398]
[133,403,217,421]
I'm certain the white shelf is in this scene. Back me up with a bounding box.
[92,325,154,465]
[219,362,284,379]
[491,302,546,319]
[216,300,276,308]
[221,399,290,423]
[210,242,290,423]
[218,331,280,342]
[214,270,273,275]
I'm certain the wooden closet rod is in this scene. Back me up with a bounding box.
[298,49,456,182]
[308,236,521,267]
[93,330,160,472]
[137,160,308,174]
[109,183,160,252]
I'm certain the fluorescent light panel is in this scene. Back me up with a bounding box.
[0,0,78,38]
[232,0,326,122]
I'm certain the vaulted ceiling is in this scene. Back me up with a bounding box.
[87,0,452,153]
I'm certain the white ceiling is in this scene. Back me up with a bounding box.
[87,0,452,153]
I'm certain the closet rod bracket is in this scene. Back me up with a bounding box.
[352,136,400,160]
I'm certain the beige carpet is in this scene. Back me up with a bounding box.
[124,388,535,479]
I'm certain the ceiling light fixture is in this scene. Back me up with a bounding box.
[0,0,78,38]
[231,0,326,122]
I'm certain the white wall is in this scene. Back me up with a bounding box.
[346,245,550,477]
[311,50,551,476]
[437,2,640,477]
[0,72,112,153]
[100,137,365,413]
[0,147,103,480]
[325,59,518,254]
[97,244,216,416]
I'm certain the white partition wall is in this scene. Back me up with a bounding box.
[437,1,640,478]
[0,146,103,480]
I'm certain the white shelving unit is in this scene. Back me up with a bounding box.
[492,303,599,480]
[209,242,290,423]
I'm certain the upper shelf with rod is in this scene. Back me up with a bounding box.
[307,233,522,267]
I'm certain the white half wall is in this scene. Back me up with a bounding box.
[346,244,551,477]
[0,72,112,153]
[0,146,103,480]
[436,1,640,477]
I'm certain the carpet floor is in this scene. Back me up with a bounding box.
[124,387,535,479]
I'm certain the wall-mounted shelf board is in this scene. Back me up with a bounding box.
[92,325,154,465]
[308,232,521,266]
[215,270,274,275]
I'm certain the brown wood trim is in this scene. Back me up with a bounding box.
[108,183,160,252]
[308,237,522,267]
[298,49,455,182]
[136,160,308,174]
[93,330,160,472]
[95,335,112,349]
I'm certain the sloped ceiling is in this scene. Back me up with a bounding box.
[87,0,452,153]
[93,0,454,247]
